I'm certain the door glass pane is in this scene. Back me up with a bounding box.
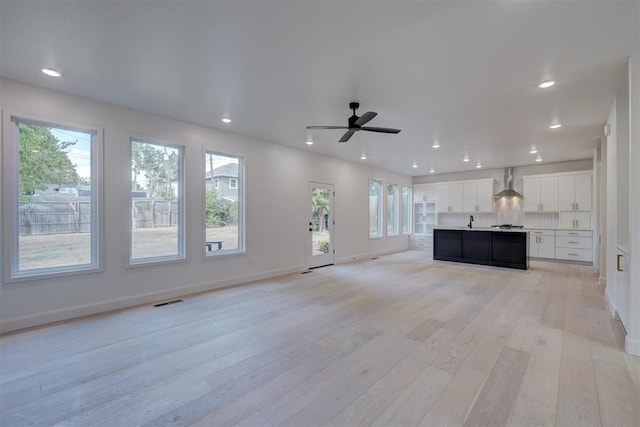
[311,187,331,256]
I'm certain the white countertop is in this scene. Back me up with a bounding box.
[433,226,528,233]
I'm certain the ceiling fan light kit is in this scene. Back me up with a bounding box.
[306,102,401,143]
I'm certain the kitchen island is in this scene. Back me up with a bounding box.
[433,227,529,270]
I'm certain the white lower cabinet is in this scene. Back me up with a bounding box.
[555,230,592,262]
[559,211,591,229]
[528,230,555,258]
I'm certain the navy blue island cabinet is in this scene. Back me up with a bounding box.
[433,229,529,270]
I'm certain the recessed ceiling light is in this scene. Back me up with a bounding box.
[538,80,556,89]
[476,162,482,168]
[360,154,367,160]
[429,168,435,174]
[41,68,61,77]
[529,145,538,154]
[549,123,562,129]
[536,155,543,162]
[432,141,440,149]
[463,155,470,162]
[306,139,313,145]
[412,162,418,168]
[221,117,232,124]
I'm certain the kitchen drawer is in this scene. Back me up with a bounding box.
[556,236,591,249]
[529,229,555,237]
[556,230,592,238]
[556,247,592,262]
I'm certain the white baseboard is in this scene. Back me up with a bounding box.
[626,335,640,357]
[604,286,617,317]
[599,275,606,285]
[0,264,306,334]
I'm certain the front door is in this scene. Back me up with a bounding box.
[308,183,334,268]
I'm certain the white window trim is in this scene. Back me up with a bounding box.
[387,183,400,237]
[127,135,185,266]
[2,112,104,282]
[402,185,412,235]
[204,149,245,257]
[369,178,383,239]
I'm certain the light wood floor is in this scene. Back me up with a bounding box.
[1,250,639,426]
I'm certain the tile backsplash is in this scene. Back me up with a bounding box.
[436,211,558,228]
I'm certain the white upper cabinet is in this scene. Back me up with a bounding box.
[436,182,464,213]
[558,173,592,211]
[436,184,451,213]
[523,176,558,212]
[463,180,495,212]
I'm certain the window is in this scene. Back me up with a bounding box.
[205,151,244,254]
[387,183,399,236]
[402,185,411,235]
[369,179,382,238]
[3,116,101,280]
[213,178,219,189]
[129,138,184,264]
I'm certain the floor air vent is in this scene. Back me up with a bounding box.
[154,299,183,307]
[301,271,312,274]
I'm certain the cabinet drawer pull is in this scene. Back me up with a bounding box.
[568,241,579,244]
[569,232,578,235]
[617,254,623,272]
[568,253,579,256]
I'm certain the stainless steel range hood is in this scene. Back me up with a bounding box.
[494,167,523,199]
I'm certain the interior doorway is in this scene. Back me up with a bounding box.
[308,182,334,269]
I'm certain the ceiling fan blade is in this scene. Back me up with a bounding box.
[361,126,401,134]
[354,111,377,126]
[339,129,356,142]
[306,126,349,129]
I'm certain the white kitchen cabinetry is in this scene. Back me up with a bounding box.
[413,201,436,235]
[437,183,464,213]
[523,176,559,212]
[558,172,592,211]
[529,229,555,258]
[463,179,495,212]
[559,211,591,229]
[555,230,592,262]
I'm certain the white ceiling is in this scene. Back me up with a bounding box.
[1,1,638,176]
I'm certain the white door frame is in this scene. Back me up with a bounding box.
[307,182,334,269]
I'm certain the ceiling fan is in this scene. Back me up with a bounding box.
[306,102,401,143]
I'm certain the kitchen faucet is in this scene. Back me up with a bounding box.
[468,215,474,229]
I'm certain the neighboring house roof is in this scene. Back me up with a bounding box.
[206,162,238,180]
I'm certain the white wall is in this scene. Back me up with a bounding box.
[413,160,594,194]
[0,79,410,333]
[605,97,618,314]
[626,53,640,356]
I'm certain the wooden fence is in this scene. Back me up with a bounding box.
[19,200,179,235]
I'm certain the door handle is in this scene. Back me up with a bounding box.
[617,254,623,272]
[309,228,312,232]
